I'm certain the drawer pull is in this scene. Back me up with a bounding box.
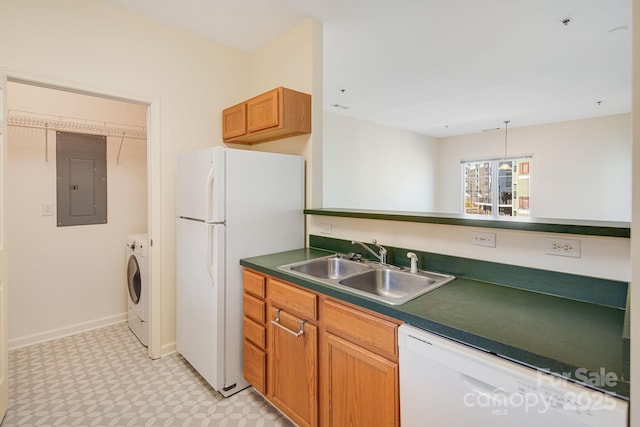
[271,308,305,337]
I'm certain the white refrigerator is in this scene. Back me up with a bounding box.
[176,146,304,397]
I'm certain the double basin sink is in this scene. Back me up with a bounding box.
[278,254,455,305]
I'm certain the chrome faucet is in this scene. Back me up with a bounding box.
[351,239,387,264]
[407,252,419,273]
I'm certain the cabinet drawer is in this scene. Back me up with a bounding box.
[243,340,267,395]
[244,293,266,324]
[268,278,317,321]
[243,270,266,298]
[244,316,266,349]
[323,299,398,360]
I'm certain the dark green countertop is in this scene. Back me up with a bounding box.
[305,208,631,238]
[240,248,629,399]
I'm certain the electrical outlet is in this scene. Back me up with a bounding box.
[471,232,496,248]
[319,223,332,235]
[545,238,581,258]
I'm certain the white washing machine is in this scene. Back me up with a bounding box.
[126,234,149,346]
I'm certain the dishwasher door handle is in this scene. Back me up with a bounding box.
[461,373,508,400]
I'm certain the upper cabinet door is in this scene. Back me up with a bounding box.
[247,89,280,133]
[222,103,246,140]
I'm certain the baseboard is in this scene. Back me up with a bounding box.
[161,341,177,357]
[9,313,127,350]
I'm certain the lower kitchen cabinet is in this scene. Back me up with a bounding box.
[269,307,318,427]
[321,299,400,426]
[323,333,399,426]
[241,269,400,427]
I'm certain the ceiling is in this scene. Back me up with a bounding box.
[99,0,632,137]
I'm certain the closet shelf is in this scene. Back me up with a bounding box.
[8,113,147,140]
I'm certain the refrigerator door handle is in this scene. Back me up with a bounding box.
[207,224,225,286]
[205,165,216,223]
[206,225,215,281]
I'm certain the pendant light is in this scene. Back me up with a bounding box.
[499,120,512,170]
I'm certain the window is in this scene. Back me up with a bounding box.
[463,157,531,217]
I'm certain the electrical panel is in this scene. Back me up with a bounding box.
[56,131,107,227]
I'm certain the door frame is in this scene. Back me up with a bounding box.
[0,68,9,422]
[1,67,162,359]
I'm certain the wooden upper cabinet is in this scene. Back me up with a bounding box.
[247,90,280,132]
[222,87,311,145]
[222,103,246,140]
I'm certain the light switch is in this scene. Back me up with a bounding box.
[42,202,54,216]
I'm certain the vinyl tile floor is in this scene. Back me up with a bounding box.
[3,323,294,426]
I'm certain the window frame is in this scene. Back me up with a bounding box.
[461,156,532,218]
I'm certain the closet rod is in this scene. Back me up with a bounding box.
[7,113,147,140]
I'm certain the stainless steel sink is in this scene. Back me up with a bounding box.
[287,256,372,279]
[338,268,454,305]
[278,254,455,305]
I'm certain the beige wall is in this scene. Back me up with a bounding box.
[0,0,251,356]
[0,0,324,356]
[6,82,147,347]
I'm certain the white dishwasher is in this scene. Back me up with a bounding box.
[398,324,628,427]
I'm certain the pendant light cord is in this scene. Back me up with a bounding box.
[503,120,510,160]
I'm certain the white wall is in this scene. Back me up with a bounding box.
[0,0,250,355]
[7,82,147,347]
[308,215,629,282]
[437,114,632,221]
[323,112,631,221]
[323,111,439,211]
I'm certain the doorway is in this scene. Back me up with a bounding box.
[5,79,157,358]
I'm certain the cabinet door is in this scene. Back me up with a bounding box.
[269,308,317,427]
[243,339,266,395]
[222,103,246,140]
[247,89,280,132]
[324,333,399,427]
